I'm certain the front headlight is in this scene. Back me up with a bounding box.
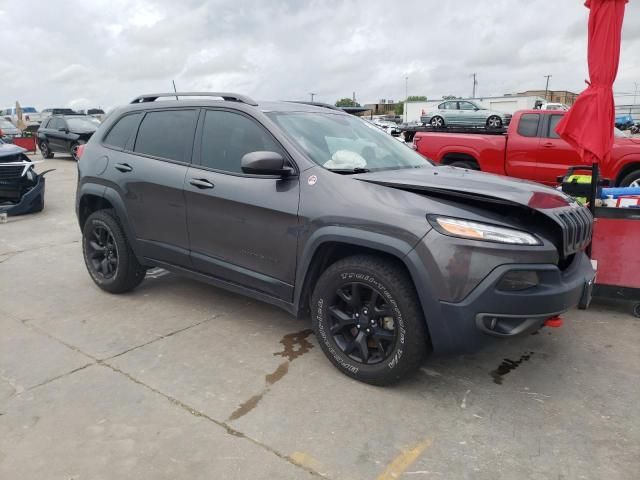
[429,216,541,245]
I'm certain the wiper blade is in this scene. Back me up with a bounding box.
[327,167,371,174]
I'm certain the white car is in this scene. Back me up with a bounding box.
[1,107,43,126]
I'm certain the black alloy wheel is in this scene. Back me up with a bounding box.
[86,224,118,279]
[328,282,398,365]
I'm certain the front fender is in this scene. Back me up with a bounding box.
[293,226,447,349]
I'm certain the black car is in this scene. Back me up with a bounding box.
[75,92,595,385]
[37,115,97,160]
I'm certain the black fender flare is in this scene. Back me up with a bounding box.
[293,227,450,350]
[76,183,142,258]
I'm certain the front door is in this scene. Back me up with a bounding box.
[185,108,300,300]
[47,117,68,152]
[535,114,582,184]
[111,108,198,267]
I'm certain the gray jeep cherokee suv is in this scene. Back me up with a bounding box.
[76,92,595,385]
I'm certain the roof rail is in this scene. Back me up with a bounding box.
[285,101,341,111]
[130,92,258,106]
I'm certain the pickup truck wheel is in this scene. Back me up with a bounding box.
[82,209,146,294]
[430,116,444,128]
[311,255,428,385]
[39,141,54,159]
[619,170,640,187]
[449,161,476,170]
[486,116,502,129]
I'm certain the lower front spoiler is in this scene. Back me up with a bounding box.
[433,252,595,352]
[0,175,46,216]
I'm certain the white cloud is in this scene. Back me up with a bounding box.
[0,0,638,110]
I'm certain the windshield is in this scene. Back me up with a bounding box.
[21,107,37,113]
[66,117,98,131]
[614,127,630,138]
[267,112,431,172]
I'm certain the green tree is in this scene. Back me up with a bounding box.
[394,103,404,116]
[406,95,427,102]
[335,98,360,107]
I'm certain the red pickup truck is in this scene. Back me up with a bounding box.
[413,109,640,187]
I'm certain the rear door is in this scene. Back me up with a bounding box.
[184,108,300,300]
[442,101,460,125]
[457,101,477,126]
[535,113,582,184]
[503,113,542,180]
[107,108,198,267]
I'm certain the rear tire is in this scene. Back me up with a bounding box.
[486,116,502,129]
[311,255,429,385]
[618,170,640,188]
[70,142,80,161]
[82,209,146,293]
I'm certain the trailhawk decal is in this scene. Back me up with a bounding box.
[316,272,406,371]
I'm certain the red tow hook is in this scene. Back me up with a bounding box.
[544,316,563,328]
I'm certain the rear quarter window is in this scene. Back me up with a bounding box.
[517,114,540,137]
[103,113,142,150]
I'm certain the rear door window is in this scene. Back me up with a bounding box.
[199,110,285,174]
[547,115,563,139]
[133,109,198,162]
[103,113,142,150]
[517,114,540,137]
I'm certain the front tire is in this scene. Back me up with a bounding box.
[39,141,54,159]
[311,255,429,385]
[82,209,146,293]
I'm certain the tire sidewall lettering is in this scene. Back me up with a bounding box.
[317,271,405,372]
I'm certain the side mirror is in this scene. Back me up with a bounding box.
[474,107,480,111]
[241,151,293,176]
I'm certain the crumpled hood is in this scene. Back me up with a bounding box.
[0,142,27,158]
[355,165,575,211]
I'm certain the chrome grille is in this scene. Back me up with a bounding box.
[0,166,23,179]
[553,206,593,257]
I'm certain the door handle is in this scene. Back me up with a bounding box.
[189,178,215,189]
[114,163,133,172]
[542,142,555,148]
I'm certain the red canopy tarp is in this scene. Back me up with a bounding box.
[556,0,628,165]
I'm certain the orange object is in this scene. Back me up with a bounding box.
[544,316,563,328]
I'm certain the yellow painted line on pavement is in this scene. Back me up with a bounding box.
[290,451,325,474]
[376,438,433,480]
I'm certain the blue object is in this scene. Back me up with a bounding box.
[601,187,640,198]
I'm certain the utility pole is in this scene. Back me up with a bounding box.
[544,75,552,102]
[471,73,477,98]
[632,82,638,115]
[405,75,409,122]
[309,93,316,102]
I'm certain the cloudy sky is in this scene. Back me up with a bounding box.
[0,0,638,111]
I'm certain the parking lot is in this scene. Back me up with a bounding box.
[0,154,638,479]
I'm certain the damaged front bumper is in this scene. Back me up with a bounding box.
[0,147,53,216]
[0,173,48,216]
